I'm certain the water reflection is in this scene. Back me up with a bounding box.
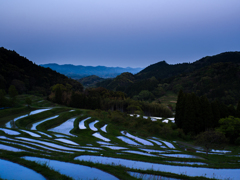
[75,155,240,179]
[16,137,85,152]
[48,117,76,136]
[0,143,25,152]
[21,130,41,137]
[23,156,119,180]
[55,138,79,146]
[0,159,46,180]
[5,109,51,128]
[79,117,91,129]
[148,139,162,146]
[100,124,108,133]
[161,154,200,159]
[117,136,140,146]
[128,171,178,180]
[164,161,207,165]
[152,137,175,149]
[121,131,153,146]
[37,131,52,138]
[102,145,127,150]
[0,128,21,135]
[89,120,99,131]
[31,115,59,130]
[123,150,157,157]
[92,132,110,142]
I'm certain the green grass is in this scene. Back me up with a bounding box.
[0,107,30,119]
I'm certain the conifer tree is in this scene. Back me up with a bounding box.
[199,95,214,131]
[183,93,195,134]
[175,90,185,128]
[192,93,201,134]
[236,100,240,118]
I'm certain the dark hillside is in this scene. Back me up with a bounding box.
[136,51,240,80]
[135,61,191,80]
[168,62,240,105]
[96,51,240,105]
[0,47,83,95]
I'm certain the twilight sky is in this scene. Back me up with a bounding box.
[1,0,240,68]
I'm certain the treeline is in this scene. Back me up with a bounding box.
[49,84,173,117]
[175,90,240,135]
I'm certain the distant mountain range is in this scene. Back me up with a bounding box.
[40,63,143,79]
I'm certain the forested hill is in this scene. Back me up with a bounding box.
[96,51,240,105]
[0,47,83,95]
[136,51,240,80]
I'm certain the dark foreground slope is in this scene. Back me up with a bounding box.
[0,47,83,95]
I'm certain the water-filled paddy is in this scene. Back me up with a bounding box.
[0,139,43,151]
[96,141,113,145]
[48,117,77,136]
[102,145,128,150]
[16,137,85,152]
[22,156,119,180]
[53,133,70,138]
[21,130,41,137]
[0,159,46,180]
[89,120,99,131]
[31,115,59,130]
[153,138,175,149]
[92,132,110,142]
[55,138,79,145]
[161,154,200,159]
[0,128,21,135]
[123,150,158,157]
[37,131,52,138]
[75,155,240,179]
[121,131,153,146]
[5,108,51,128]
[100,124,108,133]
[0,143,25,152]
[117,136,140,145]
[164,161,207,165]
[1,107,240,180]
[139,148,166,153]
[128,171,179,180]
[148,139,162,145]
[79,117,91,129]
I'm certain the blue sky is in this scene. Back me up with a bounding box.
[1,0,240,68]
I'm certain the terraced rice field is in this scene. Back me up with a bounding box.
[0,106,240,180]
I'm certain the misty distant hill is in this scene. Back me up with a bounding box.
[40,63,143,79]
